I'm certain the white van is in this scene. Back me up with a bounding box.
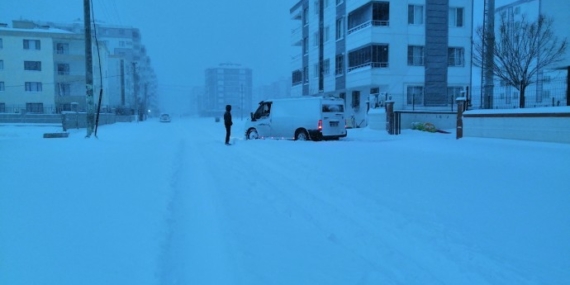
[244,96,347,141]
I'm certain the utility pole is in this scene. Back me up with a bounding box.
[84,0,95,137]
[132,62,139,122]
[482,0,495,109]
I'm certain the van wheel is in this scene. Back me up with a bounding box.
[246,128,259,140]
[295,129,309,141]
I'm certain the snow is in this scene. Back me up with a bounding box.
[1,118,569,285]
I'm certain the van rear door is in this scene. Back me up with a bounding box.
[321,101,346,137]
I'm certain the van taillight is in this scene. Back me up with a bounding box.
[318,120,323,131]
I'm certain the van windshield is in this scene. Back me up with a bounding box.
[322,104,344,112]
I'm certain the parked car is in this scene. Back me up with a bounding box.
[159,113,171,123]
[244,96,347,141]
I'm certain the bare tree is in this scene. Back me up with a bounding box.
[474,14,567,108]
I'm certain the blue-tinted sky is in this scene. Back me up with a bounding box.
[1,0,298,107]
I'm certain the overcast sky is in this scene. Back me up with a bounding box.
[1,0,298,110]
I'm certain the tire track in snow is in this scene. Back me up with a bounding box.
[159,122,236,284]
[157,138,186,285]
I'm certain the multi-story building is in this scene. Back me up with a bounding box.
[0,21,86,113]
[0,19,156,116]
[486,0,570,108]
[290,0,473,125]
[40,20,157,116]
[202,63,253,119]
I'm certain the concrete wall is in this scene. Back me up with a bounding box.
[463,107,570,144]
[0,113,123,129]
[0,113,62,124]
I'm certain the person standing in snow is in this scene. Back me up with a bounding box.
[224,104,233,145]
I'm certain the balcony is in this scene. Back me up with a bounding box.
[291,26,302,46]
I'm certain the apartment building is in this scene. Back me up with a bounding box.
[0,19,156,115]
[290,0,473,125]
[39,20,157,115]
[0,21,83,113]
[488,0,570,108]
[202,63,253,119]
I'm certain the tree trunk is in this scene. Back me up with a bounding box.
[519,85,526,108]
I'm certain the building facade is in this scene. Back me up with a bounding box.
[0,19,156,116]
[202,63,253,119]
[290,0,473,126]
[0,21,77,113]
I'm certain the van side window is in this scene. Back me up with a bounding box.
[322,104,344,112]
[253,103,271,119]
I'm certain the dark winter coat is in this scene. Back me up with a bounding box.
[224,105,233,127]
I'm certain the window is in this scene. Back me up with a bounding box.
[323,59,330,75]
[56,43,69,54]
[324,26,330,42]
[313,63,319,78]
[25,82,42,92]
[57,83,71,96]
[449,7,464,27]
[303,37,308,54]
[0,102,5,113]
[407,46,424,66]
[322,104,344,112]
[24,61,42,71]
[0,81,4,91]
[292,70,303,85]
[351,91,360,108]
[348,44,389,71]
[23,39,41,50]
[57,63,70,75]
[336,0,343,5]
[408,5,424,25]
[0,60,3,70]
[335,54,344,76]
[0,38,3,49]
[313,32,319,46]
[448,47,465,66]
[407,86,424,105]
[372,2,390,26]
[303,7,309,26]
[336,17,345,40]
[26,103,44,113]
[303,66,308,83]
[348,2,389,34]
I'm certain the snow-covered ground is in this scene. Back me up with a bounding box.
[1,117,569,285]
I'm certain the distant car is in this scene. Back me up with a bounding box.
[159,113,171,123]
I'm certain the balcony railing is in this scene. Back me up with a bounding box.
[347,20,389,35]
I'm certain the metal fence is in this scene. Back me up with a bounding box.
[469,79,568,110]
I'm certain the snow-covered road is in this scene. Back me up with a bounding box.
[1,117,569,285]
[159,118,570,284]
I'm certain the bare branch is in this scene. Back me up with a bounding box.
[473,12,568,107]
